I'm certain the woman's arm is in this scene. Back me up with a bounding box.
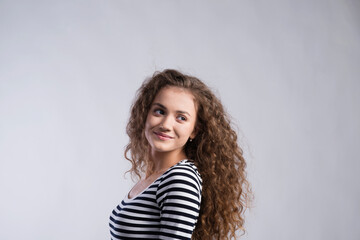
[156,164,202,240]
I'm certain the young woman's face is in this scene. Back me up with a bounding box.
[145,86,197,157]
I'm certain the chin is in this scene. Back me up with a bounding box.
[152,146,172,153]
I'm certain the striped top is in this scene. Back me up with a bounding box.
[109,159,202,240]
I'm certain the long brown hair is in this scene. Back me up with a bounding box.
[125,69,252,239]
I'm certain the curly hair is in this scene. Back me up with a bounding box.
[125,69,252,239]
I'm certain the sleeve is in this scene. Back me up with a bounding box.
[156,166,202,240]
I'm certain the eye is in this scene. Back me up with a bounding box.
[177,115,187,121]
[154,109,165,115]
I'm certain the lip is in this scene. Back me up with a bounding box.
[154,131,174,140]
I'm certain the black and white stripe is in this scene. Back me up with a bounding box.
[109,160,202,240]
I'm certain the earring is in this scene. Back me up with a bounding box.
[189,138,193,142]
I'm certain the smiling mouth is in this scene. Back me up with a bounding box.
[154,131,173,140]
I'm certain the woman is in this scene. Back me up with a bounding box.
[109,69,252,239]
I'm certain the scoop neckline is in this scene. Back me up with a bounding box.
[125,159,188,201]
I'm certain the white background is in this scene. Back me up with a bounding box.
[1,0,359,239]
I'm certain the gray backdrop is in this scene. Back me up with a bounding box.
[1,0,359,239]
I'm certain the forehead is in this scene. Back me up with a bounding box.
[153,86,196,111]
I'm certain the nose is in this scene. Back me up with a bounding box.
[160,115,173,131]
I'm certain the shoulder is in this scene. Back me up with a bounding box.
[156,160,202,204]
[160,159,202,190]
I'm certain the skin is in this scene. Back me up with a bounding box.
[128,86,197,199]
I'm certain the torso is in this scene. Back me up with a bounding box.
[128,171,166,199]
[109,159,203,240]
[128,157,187,199]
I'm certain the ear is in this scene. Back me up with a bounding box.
[190,127,197,140]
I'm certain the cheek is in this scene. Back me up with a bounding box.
[145,116,153,134]
[145,115,157,129]
[179,124,196,138]
[144,120,153,145]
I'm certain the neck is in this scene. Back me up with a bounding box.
[148,149,187,173]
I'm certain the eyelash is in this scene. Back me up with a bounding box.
[154,109,165,115]
[153,109,187,121]
[177,115,187,121]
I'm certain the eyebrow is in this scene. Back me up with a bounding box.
[152,103,191,116]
